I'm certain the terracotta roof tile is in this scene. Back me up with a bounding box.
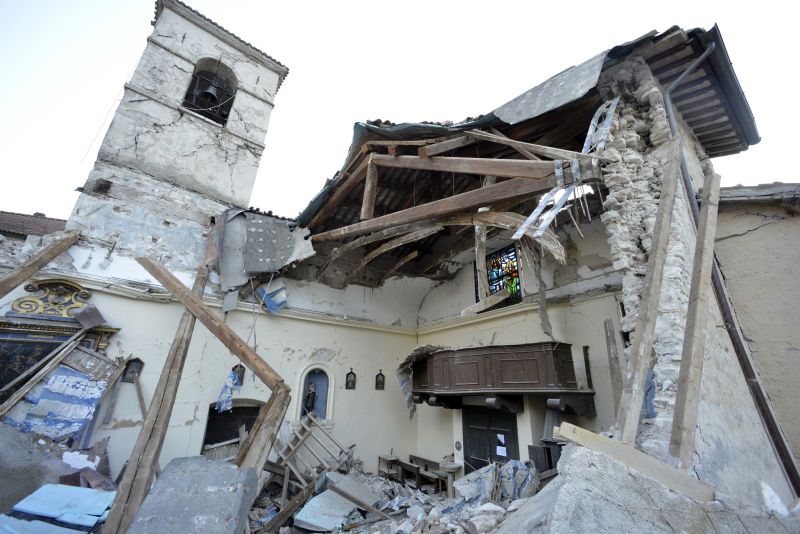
[0,211,66,238]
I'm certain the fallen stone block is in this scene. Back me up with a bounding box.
[127,456,257,534]
[495,444,800,533]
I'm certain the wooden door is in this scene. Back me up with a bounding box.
[462,405,519,473]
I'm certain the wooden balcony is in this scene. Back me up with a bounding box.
[411,342,595,415]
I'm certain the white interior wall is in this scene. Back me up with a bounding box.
[81,290,419,476]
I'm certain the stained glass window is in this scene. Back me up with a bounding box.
[475,244,521,306]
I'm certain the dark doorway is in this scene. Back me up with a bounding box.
[462,405,519,473]
[202,405,261,447]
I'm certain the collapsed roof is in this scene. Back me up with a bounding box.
[293,25,757,287]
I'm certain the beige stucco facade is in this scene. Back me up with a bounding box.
[715,195,800,462]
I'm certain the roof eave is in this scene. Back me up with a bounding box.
[154,0,290,90]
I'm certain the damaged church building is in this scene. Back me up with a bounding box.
[1,1,799,532]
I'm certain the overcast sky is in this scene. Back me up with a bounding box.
[1,0,796,220]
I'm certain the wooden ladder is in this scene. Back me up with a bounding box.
[276,413,351,500]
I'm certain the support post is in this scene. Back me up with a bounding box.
[474,176,496,302]
[103,265,209,534]
[670,170,721,467]
[0,231,79,299]
[614,139,680,443]
[236,387,292,494]
[136,258,285,391]
[360,157,378,220]
[604,319,624,416]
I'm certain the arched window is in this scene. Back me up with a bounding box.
[301,368,330,419]
[182,58,237,125]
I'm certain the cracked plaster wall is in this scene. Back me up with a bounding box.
[66,162,228,272]
[82,291,418,478]
[597,56,792,504]
[715,204,800,460]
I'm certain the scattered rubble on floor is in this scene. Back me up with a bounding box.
[247,458,539,533]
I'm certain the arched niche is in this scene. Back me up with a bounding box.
[297,364,335,421]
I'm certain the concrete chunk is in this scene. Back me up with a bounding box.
[128,456,257,534]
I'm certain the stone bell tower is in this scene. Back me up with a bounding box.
[67,0,288,270]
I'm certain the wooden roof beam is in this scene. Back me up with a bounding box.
[418,135,476,158]
[311,176,558,242]
[309,155,371,229]
[466,129,609,163]
[489,128,540,160]
[346,226,443,283]
[360,160,378,220]
[371,154,582,181]
[378,250,420,285]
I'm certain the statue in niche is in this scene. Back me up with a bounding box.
[303,382,317,416]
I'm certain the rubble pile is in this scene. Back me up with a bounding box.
[249,459,540,533]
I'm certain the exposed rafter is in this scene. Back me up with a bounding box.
[311,176,558,242]
[346,226,444,282]
[371,154,579,181]
[377,250,420,284]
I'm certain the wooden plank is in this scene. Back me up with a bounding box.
[422,228,500,274]
[104,266,209,534]
[474,175,496,301]
[554,422,715,502]
[307,412,348,453]
[327,480,391,520]
[604,319,624,417]
[132,375,161,477]
[366,138,447,147]
[316,223,428,278]
[311,177,557,243]
[475,223,488,300]
[239,387,291,494]
[96,358,127,428]
[467,130,609,163]
[308,156,370,229]
[378,250,419,284]
[418,135,475,158]
[522,236,553,337]
[614,139,681,444]
[461,290,509,317]
[360,158,378,220]
[259,479,316,532]
[63,349,117,381]
[234,398,271,466]
[489,128,540,160]
[348,226,442,281]
[670,170,722,468]
[0,231,79,299]
[136,258,284,391]
[320,210,537,279]
[372,154,567,180]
